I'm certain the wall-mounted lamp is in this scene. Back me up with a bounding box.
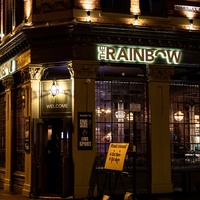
[174,111,184,122]
[24,18,28,23]
[134,14,139,25]
[49,80,60,97]
[189,18,193,30]
[86,11,91,22]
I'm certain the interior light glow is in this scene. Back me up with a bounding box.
[99,108,111,114]
[115,111,126,119]
[127,112,134,121]
[174,111,184,121]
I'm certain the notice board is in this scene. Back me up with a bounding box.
[104,143,129,171]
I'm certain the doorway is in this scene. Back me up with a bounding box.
[32,118,73,198]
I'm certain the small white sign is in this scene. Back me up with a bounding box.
[130,103,141,112]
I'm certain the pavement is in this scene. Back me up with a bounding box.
[0,189,199,200]
[0,190,28,200]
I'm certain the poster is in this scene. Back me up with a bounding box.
[78,112,92,150]
[104,143,129,171]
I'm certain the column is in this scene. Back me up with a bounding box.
[68,60,99,199]
[2,75,14,191]
[22,64,43,197]
[146,64,174,194]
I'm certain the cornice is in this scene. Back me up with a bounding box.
[27,22,200,50]
[0,22,200,65]
[0,32,30,65]
[26,24,200,51]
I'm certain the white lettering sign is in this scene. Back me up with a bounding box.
[46,103,68,109]
[98,46,182,64]
[0,60,17,80]
[79,141,92,146]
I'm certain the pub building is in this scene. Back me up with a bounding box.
[0,0,200,199]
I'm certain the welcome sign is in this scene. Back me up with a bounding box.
[41,80,72,117]
[98,45,182,64]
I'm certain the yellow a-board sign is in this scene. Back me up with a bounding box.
[104,143,129,171]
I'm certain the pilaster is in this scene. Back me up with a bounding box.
[22,64,43,197]
[2,75,14,192]
[68,60,99,199]
[146,64,174,194]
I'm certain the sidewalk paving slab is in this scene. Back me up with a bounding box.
[0,190,199,200]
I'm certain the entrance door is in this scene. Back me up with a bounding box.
[32,118,73,198]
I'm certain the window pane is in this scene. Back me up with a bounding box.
[170,82,200,169]
[95,80,148,170]
[140,0,164,16]
[101,0,130,14]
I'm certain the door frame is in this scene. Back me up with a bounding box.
[31,117,74,197]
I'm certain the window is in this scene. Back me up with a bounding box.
[140,0,165,16]
[170,82,200,168]
[101,0,130,14]
[95,80,149,170]
[15,0,24,27]
[0,0,24,39]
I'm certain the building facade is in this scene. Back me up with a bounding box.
[0,0,200,199]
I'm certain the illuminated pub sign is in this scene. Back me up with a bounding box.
[98,45,182,64]
[41,80,72,117]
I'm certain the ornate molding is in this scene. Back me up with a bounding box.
[146,65,174,82]
[68,60,99,79]
[35,0,71,14]
[2,75,14,91]
[21,67,31,83]
[1,23,200,67]
[0,32,30,65]
[28,23,200,51]
[28,64,43,80]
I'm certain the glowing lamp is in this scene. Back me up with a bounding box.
[174,111,184,122]
[49,80,59,97]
